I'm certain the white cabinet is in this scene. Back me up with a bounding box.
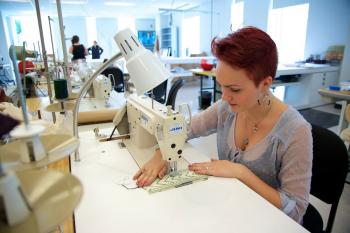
[284,71,339,109]
[307,71,339,107]
[324,71,339,87]
[160,27,178,57]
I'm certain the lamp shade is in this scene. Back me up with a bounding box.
[114,29,170,95]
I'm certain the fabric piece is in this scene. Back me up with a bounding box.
[144,169,208,194]
[118,176,138,190]
[0,113,19,137]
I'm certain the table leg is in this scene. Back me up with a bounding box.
[200,75,203,109]
[213,76,216,102]
[337,100,348,135]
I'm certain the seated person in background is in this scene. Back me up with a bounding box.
[17,60,37,97]
[69,35,88,63]
[101,59,124,92]
[133,26,313,224]
[18,60,35,74]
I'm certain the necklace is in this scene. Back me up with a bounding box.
[242,104,273,147]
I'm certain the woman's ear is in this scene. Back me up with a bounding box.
[261,76,273,91]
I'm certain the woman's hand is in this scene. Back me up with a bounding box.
[133,149,167,187]
[188,159,245,179]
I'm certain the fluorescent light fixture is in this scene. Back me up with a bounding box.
[0,0,30,2]
[104,1,135,7]
[50,0,87,5]
[61,1,86,4]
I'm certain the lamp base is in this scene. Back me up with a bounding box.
[0,169,83,233]
[10,124,46,163]
[0,134,79,171]
[0,171,31,226]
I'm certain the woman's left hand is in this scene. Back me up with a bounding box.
[188,159,245,179]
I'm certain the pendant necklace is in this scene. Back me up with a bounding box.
[243,105,273,147]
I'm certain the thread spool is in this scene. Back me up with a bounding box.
[14,46,38,60]
[54,79,68,100]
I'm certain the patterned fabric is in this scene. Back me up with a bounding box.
[144,169,208,194]
[187,99,313,223]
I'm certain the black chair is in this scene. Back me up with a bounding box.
[101,67,124,92]
[148,80,168,104]
[21,76,36,97]
[166,79,184,110]
[302,124,348,233]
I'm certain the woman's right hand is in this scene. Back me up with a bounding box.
[133,149,167,187]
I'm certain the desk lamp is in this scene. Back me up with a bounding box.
[72,28,169,161]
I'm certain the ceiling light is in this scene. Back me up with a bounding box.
[62,1,86,4]
[0,0,30,3]
[104,2,135,7]
[50,0,87,5]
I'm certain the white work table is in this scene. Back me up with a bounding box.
[276,64,339,76]
[160,56,216,65]
[72,125,308,233]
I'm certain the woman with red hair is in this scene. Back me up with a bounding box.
[134,27,312,223]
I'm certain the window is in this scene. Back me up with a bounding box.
[230,0,244,31]
[86,17,97,46]
[181,15,200,56]
[12,16,38,48]
[267,3,309,64]
[11,15,53,54]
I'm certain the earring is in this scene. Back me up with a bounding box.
[258,92,271,107]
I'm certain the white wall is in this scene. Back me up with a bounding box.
[243,0,270,31]
[0,11,14,81]
[64,16,88,51]
[51,17,156,61]
[0,11,10,65]
[339,29,350,82]
[96,18,118,60]
[135,18,155,31]
[158,0,232,56]
[202,0,232,53]
[191,0,350,63]
[52,16,88,62]
[304,0,350,59]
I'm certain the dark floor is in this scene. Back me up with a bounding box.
[299,108,340,128]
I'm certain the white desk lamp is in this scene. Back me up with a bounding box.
[73,28,170,161]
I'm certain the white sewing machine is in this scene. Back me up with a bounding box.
[115,95,189,173]
[92,74,113,104]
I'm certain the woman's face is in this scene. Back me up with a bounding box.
[216,60,269,113]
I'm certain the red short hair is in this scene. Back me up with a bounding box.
[211,26,278,87]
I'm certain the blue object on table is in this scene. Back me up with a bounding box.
[328,86,341,91]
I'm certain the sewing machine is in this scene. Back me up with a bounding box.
[92,74,113,104]
[117,95,188,173]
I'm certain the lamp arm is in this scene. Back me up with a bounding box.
[72,52,123,160]
[9,45,30,127]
